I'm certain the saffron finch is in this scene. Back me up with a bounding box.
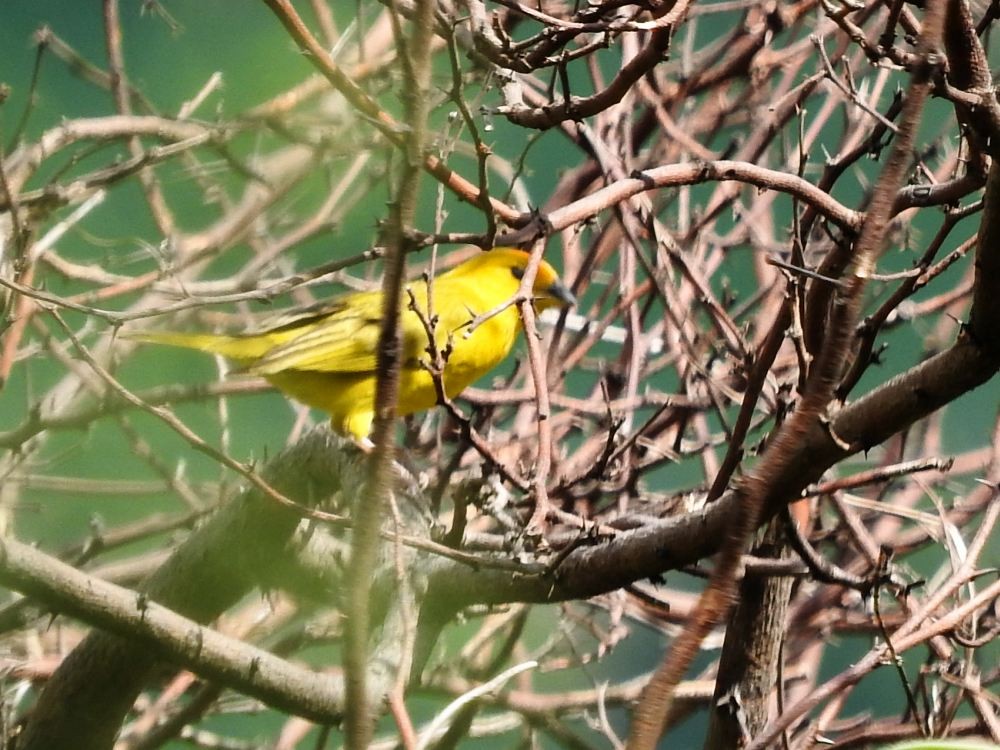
[129,248,575,439]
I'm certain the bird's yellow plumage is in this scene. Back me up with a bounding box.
[129,248,575,439]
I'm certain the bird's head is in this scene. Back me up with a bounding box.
[448,247,576,311]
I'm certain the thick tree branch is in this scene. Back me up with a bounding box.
[0,534,347,723]
[17,429,360,750]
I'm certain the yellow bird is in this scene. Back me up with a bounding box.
[129,248,575,440]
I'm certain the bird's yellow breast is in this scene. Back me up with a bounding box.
[265,302,520,439]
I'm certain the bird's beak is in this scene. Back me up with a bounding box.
[547,279,577,308]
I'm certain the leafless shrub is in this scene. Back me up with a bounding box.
[0,1,997,749]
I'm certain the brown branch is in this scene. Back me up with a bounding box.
[4,116,215,198]
[943,0,1000,157]
[499,29,672,129]
[517,244,558,532]
[705,525,795,749]
[804,456,954,496]
[625,0,949,738]
[340,0,438,746]
[260,0,524,226]
[497,160,861,248]
[102,0,175,237]
[748,495,1000,749]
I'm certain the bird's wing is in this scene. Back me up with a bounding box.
[248,284,446,375]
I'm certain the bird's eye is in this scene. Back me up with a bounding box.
[511,267,525,280]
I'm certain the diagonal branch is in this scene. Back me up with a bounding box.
[0,534,347,723]
[16,428,358,750]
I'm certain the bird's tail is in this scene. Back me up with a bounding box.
[125,330,272,363]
